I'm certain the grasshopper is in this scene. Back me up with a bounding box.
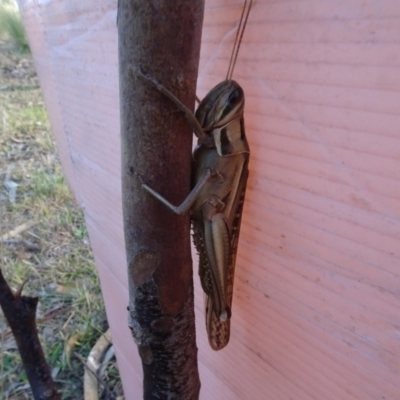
[139,0,252,350]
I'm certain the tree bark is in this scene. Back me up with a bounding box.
[0,270,61,400]
[118,1,204,399]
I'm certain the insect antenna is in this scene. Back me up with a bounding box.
[226,0,253,81]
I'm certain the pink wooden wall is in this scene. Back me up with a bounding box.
[18,0,400,399]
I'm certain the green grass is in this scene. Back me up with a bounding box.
[0,3,29,53]
[30,169,67,198]
[0,42,123,399]
[8,106,49,133]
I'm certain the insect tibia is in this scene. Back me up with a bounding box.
[134,67,207,143]
[142,167,214,215]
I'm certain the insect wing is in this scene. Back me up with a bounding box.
[205,158,249,350]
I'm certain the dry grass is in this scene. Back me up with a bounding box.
[0,41,123,399]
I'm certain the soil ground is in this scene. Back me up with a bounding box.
[0,40,123,399]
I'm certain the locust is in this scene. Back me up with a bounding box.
[138,0,252,350]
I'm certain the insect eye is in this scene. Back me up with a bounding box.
[228,89,240,104]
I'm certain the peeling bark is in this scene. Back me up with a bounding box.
[0,270,61,400]
[118,1,204,399]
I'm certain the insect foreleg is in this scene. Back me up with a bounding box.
[142,167,216,215]
[134,68,206,143]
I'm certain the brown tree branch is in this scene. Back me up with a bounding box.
[0,270,61,400]
[118,1,204,398]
